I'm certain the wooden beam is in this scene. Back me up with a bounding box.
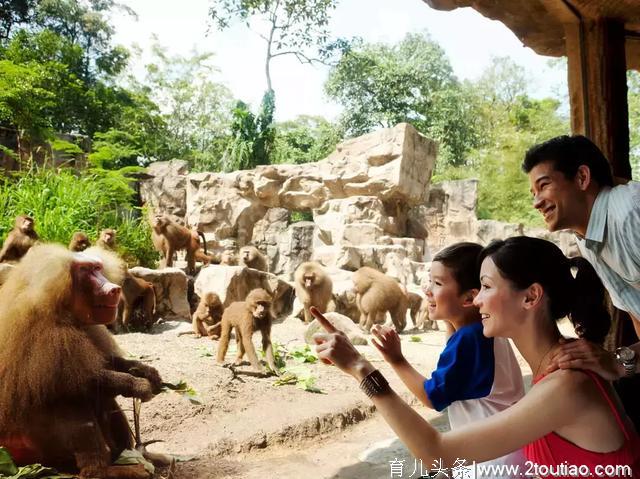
[565,18,631,179]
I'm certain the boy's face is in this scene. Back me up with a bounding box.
[527,160,586,232]
[424,261,470,321]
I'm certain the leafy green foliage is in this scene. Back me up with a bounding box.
[0,0,36,41]
[0,446,74,478]
[271,115,342,165]
[273,368,324,393]
[290,210,313,223]
[0,167,157,266]
[325,33,480,166]
[88,129,142,169]
[628,71,640,180]
[432,57,570,225]
[162,380,202,405]
[222,90,275,171]
[286,344,318,364]
[133,42,234,171]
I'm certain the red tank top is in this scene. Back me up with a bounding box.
[523,370,640,478]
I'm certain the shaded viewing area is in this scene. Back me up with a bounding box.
[424,0,640,346]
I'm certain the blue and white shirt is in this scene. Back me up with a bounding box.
[424,322,526,478]
[575,182,640,320]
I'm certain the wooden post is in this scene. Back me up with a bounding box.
[565,19,631,179]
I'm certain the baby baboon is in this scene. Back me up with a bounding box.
[239,245,268,272]
[191,292,224,339]
[0,215,39,263]
[68,232,90,252]
[294,262,333,323]
[352,266,408,333]
[216,288,278,375]
[401,287,423,327]
[96,228,117,250]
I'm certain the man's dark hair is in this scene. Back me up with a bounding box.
[522,135,613,187]
[433,242,483,293]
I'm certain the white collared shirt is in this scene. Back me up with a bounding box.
[575,182,640,320]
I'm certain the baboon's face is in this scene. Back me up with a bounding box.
[77,237,89,250]
[252,300,270,319]
[101,230,115,244]
[204,292,219,306]
[304,274,315,289]
[153,216,168,232]
[19,217,34,233]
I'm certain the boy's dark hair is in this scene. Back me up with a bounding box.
[522,135,613,187]
[432,242,483,293]
[479,237,610,345]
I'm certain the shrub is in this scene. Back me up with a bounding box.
[0,167,158,267]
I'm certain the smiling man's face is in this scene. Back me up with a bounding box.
[528,160,586,232]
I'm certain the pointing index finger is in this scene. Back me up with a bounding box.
[310,306,338,334]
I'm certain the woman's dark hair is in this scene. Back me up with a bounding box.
[522,135,614,188]
[433,242,483,293]
[479,237,610,344]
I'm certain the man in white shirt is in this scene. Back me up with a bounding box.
[523,135,640,426]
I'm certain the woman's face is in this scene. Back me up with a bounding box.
[473,257,526,337]
[424,261,467,321]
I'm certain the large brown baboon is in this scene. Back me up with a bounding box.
[96,228,117,250]
[238,245,268,272]
[150,214,202,274]
[294,262,333,323]
[0,244,162,478]
[216,288,278,375]
[68,232,91,252]
[0,215,39,263]
[86,247,156,332]
[190,292,224,339]
[352,266,408,332]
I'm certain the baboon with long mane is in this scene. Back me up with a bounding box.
[0,244,162,478]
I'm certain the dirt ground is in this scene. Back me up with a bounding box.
[115,316,538,479]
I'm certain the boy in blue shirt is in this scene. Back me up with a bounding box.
[372,242,525,477]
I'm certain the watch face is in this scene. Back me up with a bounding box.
[617,347,636,362]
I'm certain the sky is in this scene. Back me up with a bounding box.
[111,0,568,122]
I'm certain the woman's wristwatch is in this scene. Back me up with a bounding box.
[615,347,637,378]
[360,369,391,398]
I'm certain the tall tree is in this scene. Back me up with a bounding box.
[0,0,36,41]
[34,0,135,81]
[209,0,338,93]
[138,41,235,169]
[325,32,480,166]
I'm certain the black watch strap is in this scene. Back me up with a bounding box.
[360,369,391,398]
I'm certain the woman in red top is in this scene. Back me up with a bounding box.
[313,237,640,478]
